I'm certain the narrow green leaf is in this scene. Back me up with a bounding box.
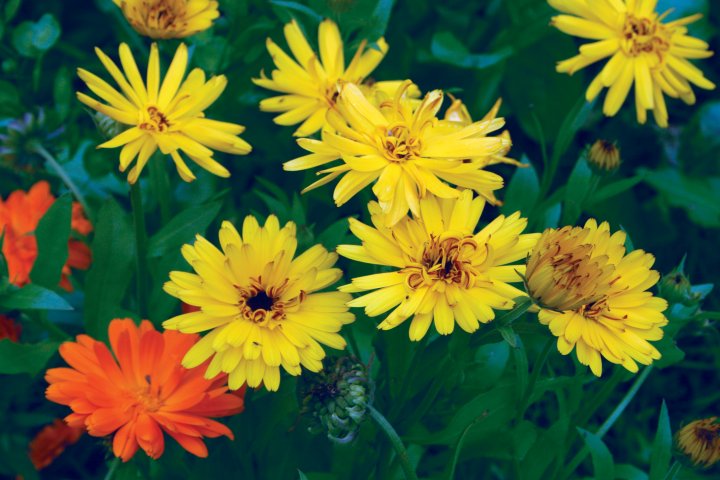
[590,174,645,205]
[0,339,60,375]
[30,194,72,288]
[561,154,593,225]
[147,201,222,257]
[649,401,672,480]
[0,283,72,310]
[577,427,615,480]
[615,464,649,480]
[431,31,513,69]
[501,157,540,217]
[83,199,135,340]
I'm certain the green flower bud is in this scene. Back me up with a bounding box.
[299,356,372,444]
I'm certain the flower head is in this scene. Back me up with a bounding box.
[45,318,244,462]
[588,139,621,173]
[113,0,219,39]
[287,82,512,227]
[29,419,83,470]
[525,219,668,376]
[338,191,539,340]
[253,19,390,136]
[77,42,251,184]
[0,314,21,342]
[300,356,371,444]
[676,417,720,468]
[0,181,92,291]
[0,109,63,171]
[163,215,354,392]
[550,0,715,127]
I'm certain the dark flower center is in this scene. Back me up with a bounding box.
[247,291,274,311]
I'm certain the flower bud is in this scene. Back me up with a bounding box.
[676,417,720,468]
[588,139,621,174]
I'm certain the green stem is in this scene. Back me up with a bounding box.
[368,405,419,480]
[30,143,91,219]
[103,457,121,480]
[130,182,149,318]
[561,366,653,479]
[664,460,682,480]
[148,151,172,224]
[517,337,554,420]
[572,367,624,427]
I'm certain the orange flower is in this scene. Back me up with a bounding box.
[29,419,83,470]
[0,314,21,341]
[0,181,92,291]
[45,318,244,461]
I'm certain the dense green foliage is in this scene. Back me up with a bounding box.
[0,0,719,479]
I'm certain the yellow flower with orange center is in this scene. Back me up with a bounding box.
[253,19,392,136]
[525,219,668,376]
[163,215,354,391]
[287,81,512,227]
[77,42,251,183]
[113,0,219,39]
[550,0,715,126]
[338,191,539,340]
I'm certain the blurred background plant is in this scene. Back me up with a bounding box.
[0,0,719,479]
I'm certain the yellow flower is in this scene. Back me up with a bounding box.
[253,19,390,136]
[287,81,511,227]
[676,417,720,468]
[443,96,524,168]
[525,219,668,376]
[113,0,219,39]
[163,215,354,392]
[337,191,539,341]
[588,139,621,173]
[77,42,251,184]
[549,0,715,127]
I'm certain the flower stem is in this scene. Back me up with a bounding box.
[368,404,418,480]
[148,152,171,224]
[103,457,120,480]
[516,337,554,420]
[30,142,91,219]
[561,366,653,479]
[130,182,149,318]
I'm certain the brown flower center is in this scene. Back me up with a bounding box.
[145,0,186,30]
[237,278,305,326]
[404,235,484,289]
[139,106,171,133]
[622,14,671,58]
[379,124,421,163]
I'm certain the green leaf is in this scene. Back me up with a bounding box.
[577,428,615,480]
[4,0,22,22]
[639,168,720,228]
[471,341,510,390]
[0,283,72,310]
[590,174,645,206]
[0,339,59,376]
[11,13,60,57]
[562,154,594,225]
[501,157,539,217]
[615,464,649,480]
[83,199,135,340]
[30,194,71,288]
[270,1,323,22]
[431,31,512,69]
[298,470,310,480]
[649,401,672,480]
[147,201,222,258]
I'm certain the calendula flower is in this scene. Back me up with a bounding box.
[45,319,244,461]
[113,0,219,39]
[0,315,21,342]
[29,419,84,470]
[525,219,668,376]
[288,82,511,227]
[163,215,354,392]
[77,42,251,184]
[0,181,92,291]
[588,139,621,173]
[253,19,391,136]
[338,191,539,340]
[676,417,720,468]
[549,0,715,127]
